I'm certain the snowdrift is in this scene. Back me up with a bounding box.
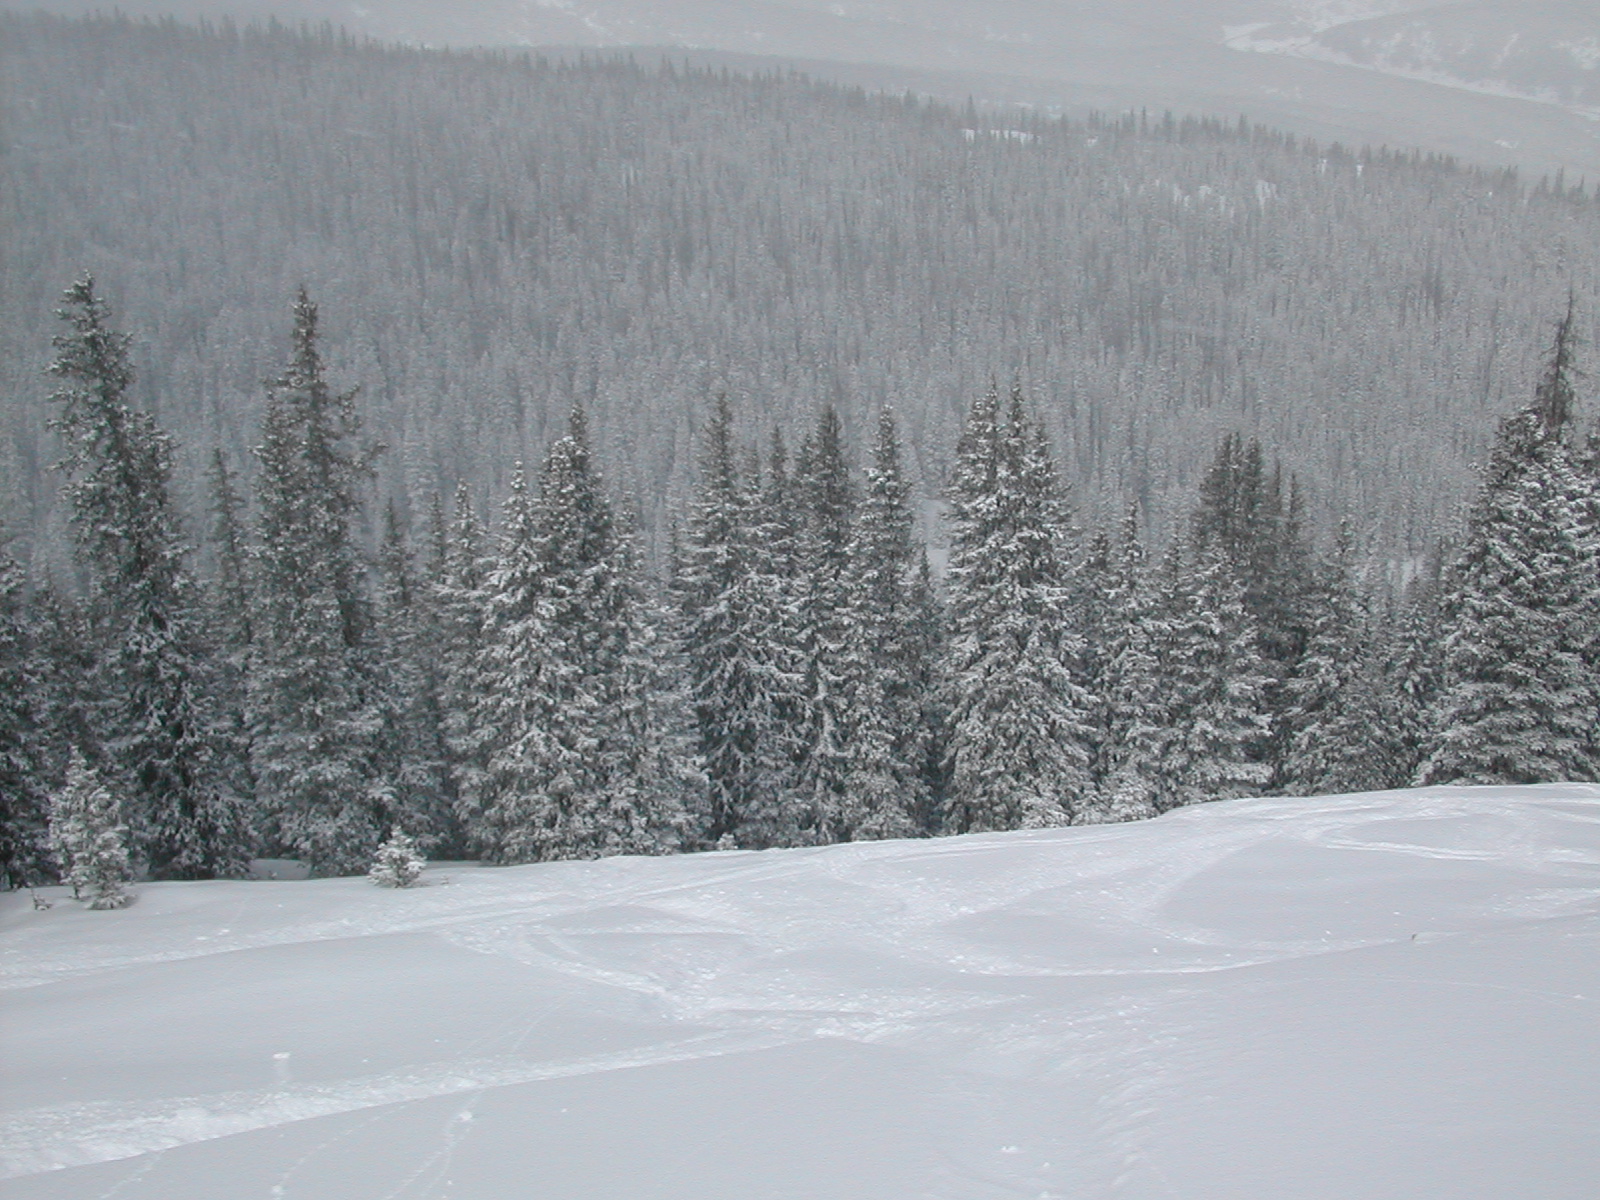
[2,784,1597,1199]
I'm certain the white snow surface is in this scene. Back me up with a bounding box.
[2,783,1597,1199]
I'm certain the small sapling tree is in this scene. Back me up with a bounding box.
[368,827,426,888]
[48,749,134,909]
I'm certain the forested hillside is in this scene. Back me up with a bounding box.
[1,15,1597,890]
[2,272,1594,886]
[3,13,1597,581]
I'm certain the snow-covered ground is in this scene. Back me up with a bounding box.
[2,784,1597,1199]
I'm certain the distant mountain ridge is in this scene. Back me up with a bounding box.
[5,0,1598,180]
[1229,1,1600,120]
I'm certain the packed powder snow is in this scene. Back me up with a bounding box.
[1,783,1596,1199]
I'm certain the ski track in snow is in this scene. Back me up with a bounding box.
[2,784,1597,1192]
[0,1031,800,1180]
[5,785,1591,992]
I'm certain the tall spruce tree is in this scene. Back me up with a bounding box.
[453,464,547,861]
[793,408,856,843]
[0,541,51,887]
[906,549,949,830]
[676,397,744,844]
[1374,549,1448,786]
[1078,528,1116,781]
[752,430,815,843]
[1151,544,1274,810]
[530,411,685,858]
[374,503,458,851]
[203,449,257,824]
[1417,308,1600,785]
[1191,433,1315,787]
[1577,424,1600,741]
[1279,523,1396,795]
[460,413,686,862]
[205,450,254,662]
[436,482,489,828]
[605,562,701,855]
[250,290,387,873]
[409,494,467,856]
[941,384,1098,832]
[27,586,96,799]
[48,277,244,879]
[834,409,929,840]
[679,397,808,847]
[1096,507,1166,822]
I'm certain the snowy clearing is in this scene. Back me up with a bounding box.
[2,783,1597,1199]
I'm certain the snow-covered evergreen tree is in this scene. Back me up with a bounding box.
[0,541,51,887]
[459,412,687,862]
[26,586,95,786]
[1418,308,1600,785]
[435,481,489,814]
[374,503,459,852]
[205,449,254,664]
[1078,528,1116,773]
[368,825,426,888]
[202,448,258,830]
[828,410,929,840]
[732,431,814,845]
[531,413,687,859]
[453,464,548,861]
[409,493,468,857]
[1095,507,1166,822]
[904,550,949,829]
[1191,433,1315,787]
[1368,550,1448,787]
[1279,523,1396,795]
[594,534,698,857]
[48,748,133,909]
[679,397,809,848]
[250,290,388,874]
[941,384,1099,832]
[1150,546,1274,810]
[1576,423,1600,745]
[48,277,245,879]
[793,408,856,843]
[1102,532,1273,817]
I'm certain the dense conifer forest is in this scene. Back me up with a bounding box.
[1,275,1594,885]
[4,14,1598,573]
[0,15,1597,885]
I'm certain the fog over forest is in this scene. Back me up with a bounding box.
[12,0,1600,182]
[3,13,1597,582]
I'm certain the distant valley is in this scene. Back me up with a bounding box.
[7,0,1599,180]
[1227,2,1600,118]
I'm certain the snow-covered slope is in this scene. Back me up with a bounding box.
[2,784,1597,1199]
